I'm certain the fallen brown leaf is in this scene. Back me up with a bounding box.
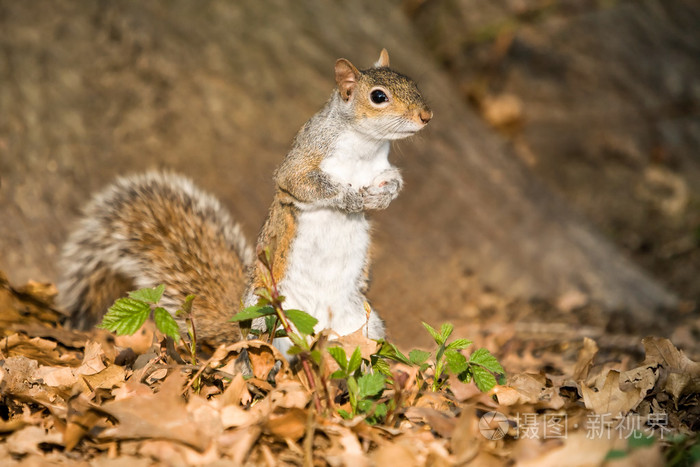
[572,337,598,381]
[6,425,63,456]
[75,340,107,376]
[265,407,308,440]
[99,372,209,451]
[404,406,457,438]
[580,370,646,416]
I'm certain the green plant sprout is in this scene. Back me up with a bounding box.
[327,346,388,423]
[230,247,322,412]
[418,322,504,392]
[97,247,506,422]
[97,284,202,390]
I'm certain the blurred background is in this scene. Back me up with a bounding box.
[1,0,698,350]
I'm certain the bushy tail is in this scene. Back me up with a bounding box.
[58,171,253,344]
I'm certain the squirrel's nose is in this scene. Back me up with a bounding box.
[419,109,433,124]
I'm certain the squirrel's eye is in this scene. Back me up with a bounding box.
[370,89,388,104]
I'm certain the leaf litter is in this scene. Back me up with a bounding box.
[0,272,698,465]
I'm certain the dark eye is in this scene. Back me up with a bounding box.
[370,89,388,104]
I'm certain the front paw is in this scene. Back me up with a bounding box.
[341,188,364,212]
[361,170,403,210]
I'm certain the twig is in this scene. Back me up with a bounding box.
[259,248,323,413]
[182,353,217,395]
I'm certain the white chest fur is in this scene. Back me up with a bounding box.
[320,130,391,188]
[280,208,370,336]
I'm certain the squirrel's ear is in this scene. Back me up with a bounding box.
[374,48,390,68]
[335,58,360,102]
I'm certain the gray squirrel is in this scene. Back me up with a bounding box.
[59,49,432,352]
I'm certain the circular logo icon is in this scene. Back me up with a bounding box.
[479,411,509,440]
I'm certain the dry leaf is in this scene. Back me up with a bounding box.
[580,370,646,415]
[2,356,40,394]
[220,372,251,407]
[516,431,614,467]
[64,394,104,451]
[80,364,127,392]
[572,337,598,381]
[371,441,419,467]
[268,380,310,409]
[6,425,62,455]
[99,372,209,450]
[448,375,484,402]
[333,327,380,362]
[144,367,168,385]
[221,404,258,429]
[450,406,481,463]
[75,340,107,376]
[404,407,457,438]
[502,373,566,410]
[247,345,276,380]
[219,426,262,465]
[114,321,155,355]
[642,337,700,398]
[322,423,368,467]
[35,365,77,388]
[264,407,307,440]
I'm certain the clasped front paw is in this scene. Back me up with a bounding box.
[360,169,403,211]
[341,189,364,212]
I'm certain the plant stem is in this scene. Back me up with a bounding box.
[259,250,323,413]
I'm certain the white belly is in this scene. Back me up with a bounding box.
[280,208,370,336]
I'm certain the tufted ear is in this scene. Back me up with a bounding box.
[335,58,360,102]
[374,48,390,68]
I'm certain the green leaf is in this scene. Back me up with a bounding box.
[347,376,359,399]
[286,344,305,355]
[458,369,472,383]
[347,347,363,374]
[689,443,700,461]
[409,349,431,366]
[445,350,468,374]
[337,409,352,420]
[98,297,150,335]
[377,341,410,364]
[422,322,443,345]
[328,347,348,371]
[154,307,180,340]
[310,349,322,365]
[288,331,309,350]
[229,305,275,322]
[604,450,628,460]
[627,433,655,449]
[330,370,346,379]
[469,348,504,374]
[254,287,273,304]
[284,309,318,335]
[128,284,165,304]
[471,364,497,392]
[175,294,195,316]
[446,338,472,351]
[264,315,278,333]
[439,323,454,341]
[371,358,392,377]
[373,402,388,419]
[357,373,386,398]
[358,399,374,413]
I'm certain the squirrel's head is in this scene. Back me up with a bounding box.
[334,49,432,140]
